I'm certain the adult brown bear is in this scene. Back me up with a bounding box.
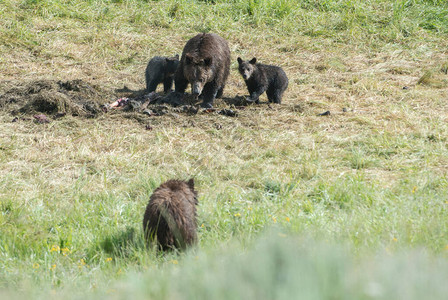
[143,179,198,251]
[175,33,231,108]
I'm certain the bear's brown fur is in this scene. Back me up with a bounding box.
[175,33,231,108]
[145,55,180,93]
[237,57,288,104]
[143,179,198,251]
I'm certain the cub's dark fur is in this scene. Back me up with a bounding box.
[145,55,180,93]
[175,33,231,108]
[237,57,288,104]
[143,179,198,251]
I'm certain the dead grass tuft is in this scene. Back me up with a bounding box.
[417,70,447,88]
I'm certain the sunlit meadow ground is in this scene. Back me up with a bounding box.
[1,0,448,299]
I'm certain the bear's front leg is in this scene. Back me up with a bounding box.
[200,84,218,108]
[246,96,259,104]
[247,88,264,104]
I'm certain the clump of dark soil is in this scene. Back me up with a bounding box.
[0,80,263,126]
[0,79,114,118]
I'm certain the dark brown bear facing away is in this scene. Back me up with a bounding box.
[175,33,231,108]
[237,57,288,104]
[143,179,198,251]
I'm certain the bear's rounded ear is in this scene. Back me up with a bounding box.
[167,54,179,61]
[204,57,212,66]
[237,57,243,64]
[249,57,257,64]
[185,54,193,65]
[187,178,195,190]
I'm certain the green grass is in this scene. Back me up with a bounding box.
[1,0,448,298]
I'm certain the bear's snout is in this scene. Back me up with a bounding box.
[192,82,203,96]
[242,71,251,80]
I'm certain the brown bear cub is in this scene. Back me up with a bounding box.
[143,179,198,251]
[145,55,180,93]
[237,57,288,104]
[175,33,231,108]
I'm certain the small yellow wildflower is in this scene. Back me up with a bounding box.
[411,186,417,193]
[61,247,71,256]
[50,245,60,253]
[105,257,112,262]
[78,259,86,269]
[445,245,448,251]
[50,264,56,271]
[393,237,398,242]
[234,213,241,217]
[285,217,290,222]
[248,207,252,211]
[171,260,178,265]
[33,263,40,269]
[272,217,277,223]
[201,224,205,228]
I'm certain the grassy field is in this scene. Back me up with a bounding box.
[1,0,448,299]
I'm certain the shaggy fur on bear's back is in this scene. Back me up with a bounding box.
[237,57,288,104]
[145,55,180,93]
[143,179,198,251]
[175,33,231,108]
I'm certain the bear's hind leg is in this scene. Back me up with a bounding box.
[163,76,174,94]
[216,86,224,99]
[267,88,282,104]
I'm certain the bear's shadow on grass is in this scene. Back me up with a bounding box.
[115,86,147,97]
[221,95,247,106]
[114,84,254,106]
[97,226,146,258]
[114,86,259,109]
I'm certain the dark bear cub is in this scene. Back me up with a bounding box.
[143,178,198,251]
[237,57,288,104]
[145,55,180,93]
[175,33,231,108]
